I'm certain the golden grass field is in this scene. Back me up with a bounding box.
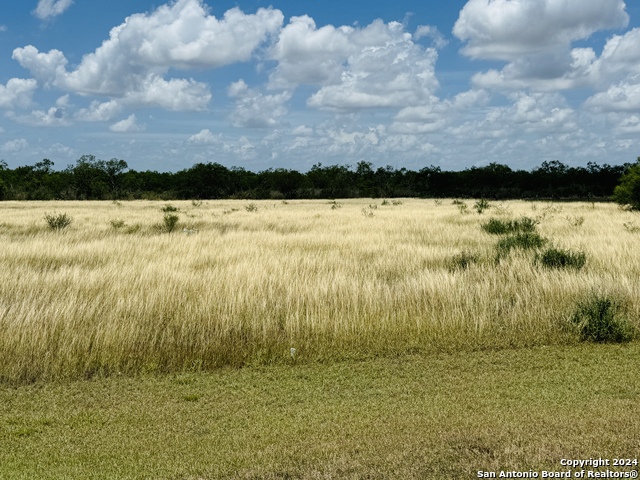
[0,198,638,383]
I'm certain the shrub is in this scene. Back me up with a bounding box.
[44,212,72,231]
[474,199,490,214]
[449,251,479,271]
[612,158,640,210]
[536,247,586,270]
[571,296,633,343]
[245,203,258,212]
[482,216,538,235]
[162,204,178,213]
[163,213,179,233]
[110,219,125,229]
[496,232,546,257]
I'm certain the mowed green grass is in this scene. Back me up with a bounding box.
[2,343,639,479]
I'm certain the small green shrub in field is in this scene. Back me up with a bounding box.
[110,219,125,229]
[381,199,390,206]
[536,247,586,270]
[162,204,178,213]
[245,203,258,212]
[482,216,538,235]
[191,200,203,207]
[496,232,546,258]
[449,251,479,271]
[44,212,72,231]
[571,296,633,343]
[163,213,179,233]
[474,199,490,214]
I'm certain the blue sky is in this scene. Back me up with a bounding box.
[1,0,640,172]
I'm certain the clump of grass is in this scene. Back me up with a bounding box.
[566,215,585,227]
[536,247,586,270]
[110,219,125,230]
[381,199,390,206]
[44,212,72,231]
[449,251,479,271]
[163,213,179,233]
[571,296,633,343]
[162,204,178,213]
[361,206,375,217]
[191,200,203,208]
[623,222,640,233]
[496,232,546,258]
[474,199,490,214]
[245,203,258,212]
[391,200,403,206]
[482,217,538,235]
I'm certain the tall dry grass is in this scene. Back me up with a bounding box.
[0,199,637,382]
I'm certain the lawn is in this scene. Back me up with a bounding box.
[1,343,639,479]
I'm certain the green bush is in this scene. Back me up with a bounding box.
[162,204,178,213]
[536,247,586,270]
[571,296,633,343]
[449,251,479,271]
[612,158,640,210]
[110,219,125,229]
[474,199,490,214]
[482,217,538,235]
[496,232,546,257]
[163,213,179,233]
[44,212,72,231]
[245,203,258,212]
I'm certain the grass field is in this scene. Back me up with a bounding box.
[0,198,638,383]
[1,343,639,479]
[1,199,639,478]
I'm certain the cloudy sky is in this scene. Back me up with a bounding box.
[1,0,639,172]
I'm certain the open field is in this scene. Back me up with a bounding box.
[0,198,638,383]
[1,343,639,479]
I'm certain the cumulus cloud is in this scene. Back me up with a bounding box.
[585,80,640,112]
[6,95,71,126]
[34,0,73,20]
[269,17,439,111]
[454,0,628,60]
[1,138,29,153]
[414,25,448,49]
[14,0,283,111]
[109,114,145,132]
[0,78,38,109]
[227,79,291,128]
[75,100,122,122]
[454,0,630,93]
[188,129,219,144]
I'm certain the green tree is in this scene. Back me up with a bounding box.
[612,158,640,210]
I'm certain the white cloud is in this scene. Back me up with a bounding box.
[6,95,71,126]
[75,100,122,122]
[1,138,29,153]
[34,0,73,20]
[0,78,38,109]
[228,80,291,128]
[291,125,313,136]
[109,114,144,132]
[454,0,628,61]
[269,17,439,111]
[454,0,631,93]
[0,25,7,32]
[414,25,448,49]
[14,0,283,111]
[188,129,218,144]
[585,80,640,112]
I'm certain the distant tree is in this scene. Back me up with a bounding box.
[612,158,640,210]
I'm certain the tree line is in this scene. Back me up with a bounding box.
[0,154,634,201]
